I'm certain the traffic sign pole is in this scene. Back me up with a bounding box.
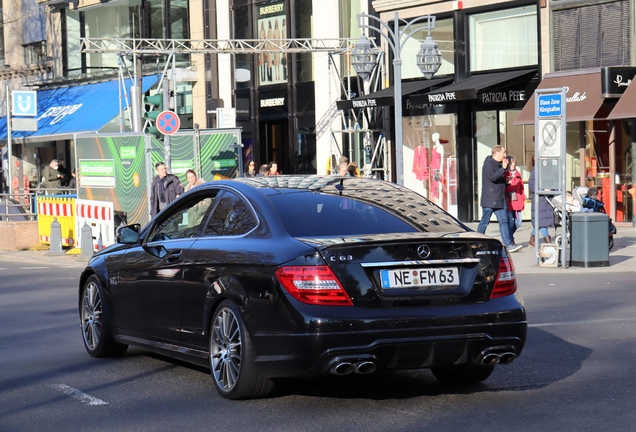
[162,79,171,169]
[534,87,567,267]
[6,86,11,197]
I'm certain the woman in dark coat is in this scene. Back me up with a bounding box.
[528,165,554,246]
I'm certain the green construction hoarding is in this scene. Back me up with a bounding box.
[75,129,242,227]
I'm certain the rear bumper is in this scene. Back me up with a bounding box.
[250,299,527,378]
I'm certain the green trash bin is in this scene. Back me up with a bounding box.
[571,213,609,267]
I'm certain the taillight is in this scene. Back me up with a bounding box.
[491,257,517,298]
[275,265,353,306]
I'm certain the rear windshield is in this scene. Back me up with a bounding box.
[268,192,461,237]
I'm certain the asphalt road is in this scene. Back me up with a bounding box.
[1,263,635,432]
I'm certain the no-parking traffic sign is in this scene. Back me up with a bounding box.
[156,110,180,135]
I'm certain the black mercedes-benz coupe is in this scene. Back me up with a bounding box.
[79,175,526,399]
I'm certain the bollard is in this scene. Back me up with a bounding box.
[48,217,63,255]
[97,231,103,251]
[80,222,94,259]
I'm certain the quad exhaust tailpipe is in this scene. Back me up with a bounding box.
[478,350,517,366]
[354,361,376,374]
[330,362,354,375]
[330,360,377,375]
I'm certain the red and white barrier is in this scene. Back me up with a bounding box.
[75,199,115,251]
[38,201,74,218]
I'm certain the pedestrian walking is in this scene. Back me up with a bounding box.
[267,161,280,176]
[12,172,30,204]
[67,169,78,189]
[338,162,350,176]
[42,159,64,192]
[244,161,258,177]
[150,162,184,217]
[184,169,205,192]
[476,146,521,252]
[57,160,70,186]
[505,155,525,245]
[257,164,269,177]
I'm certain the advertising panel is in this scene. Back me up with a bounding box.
[257,1,287,86]
[75,134,150,226]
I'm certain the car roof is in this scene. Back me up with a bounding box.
[211,175,466,232]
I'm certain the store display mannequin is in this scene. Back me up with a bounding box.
[430,132,444,206]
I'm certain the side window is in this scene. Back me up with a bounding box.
[148,192,218,242]
[202,191,257,237]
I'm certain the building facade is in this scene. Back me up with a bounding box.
[3,0,634,225]
[0,0,202,193]
[516,0,635,225]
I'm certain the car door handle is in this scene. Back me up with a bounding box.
[165,251,182,263]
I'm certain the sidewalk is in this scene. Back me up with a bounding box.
[2,222,635,274]
[0,248,89,268]
[467,221,636,274]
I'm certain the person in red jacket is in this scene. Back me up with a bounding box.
[504,155,525,246]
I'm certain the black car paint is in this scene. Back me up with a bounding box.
[79,176,527,379]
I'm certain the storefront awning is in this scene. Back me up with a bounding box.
[415,69,537,105]
[335,77,452,111]
[607,78,636,120]
[0,76,159,142]
[514,69,605,124]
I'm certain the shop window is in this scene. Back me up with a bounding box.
[400,17,455,79]
[296,117,317,174]
[402,114,458,218]
[23,41,47,65]
[294,0,313,83]
[474,110,533,221]
[340,0,362,78]
[84,3,131,70]
[553,1,630,71]
[469,5,538,72]
[234,6,251,89]
[64,10,82,76]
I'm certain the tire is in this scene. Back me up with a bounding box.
[209,300,274,400]
[430,364,495,385]
[80,275,128,357]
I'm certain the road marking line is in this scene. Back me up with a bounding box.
[19,267,49,269]
[530,317,636,328]
[51,384,109,406]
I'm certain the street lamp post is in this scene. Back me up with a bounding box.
[351,12,442,185]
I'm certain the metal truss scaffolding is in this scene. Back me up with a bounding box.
[80,37,388,177]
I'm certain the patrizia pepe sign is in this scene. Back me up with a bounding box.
[480,90,526,104]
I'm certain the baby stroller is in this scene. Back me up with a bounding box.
[550,187,616,250]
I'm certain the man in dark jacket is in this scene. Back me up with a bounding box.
[43,159,64,191]
[150,162,184,217]
[476,146,521,252]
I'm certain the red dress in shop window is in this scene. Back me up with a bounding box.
[412,146,428,180]
[430,146,442,199]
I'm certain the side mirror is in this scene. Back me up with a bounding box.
[117,224,141,244]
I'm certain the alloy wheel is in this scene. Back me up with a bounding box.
[210,307,242,392]
[81,280,103,351]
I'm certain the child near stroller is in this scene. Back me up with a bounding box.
[580,187,617,249]
[549,186,616,250]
